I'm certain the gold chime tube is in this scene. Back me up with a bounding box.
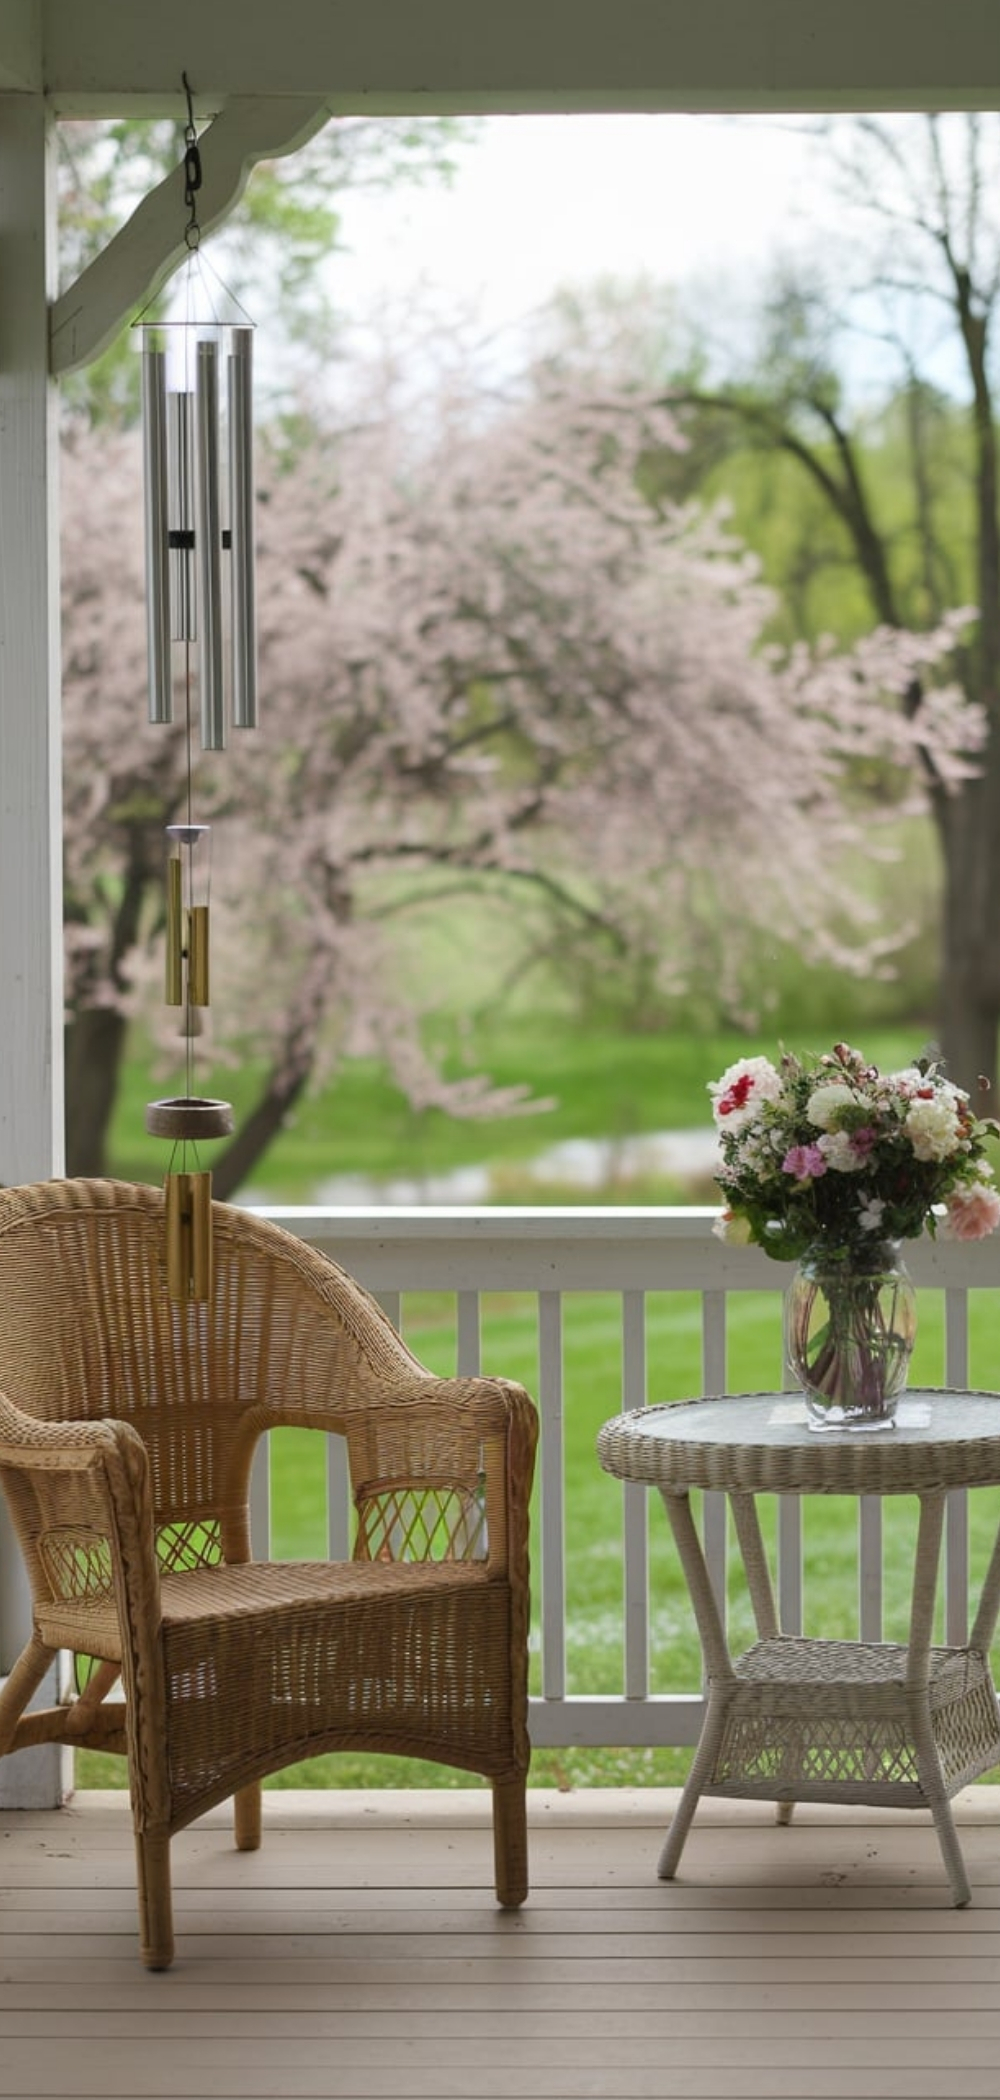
[165,824,211,1015]
[195,339,225,751]
[189,1171,214,1301]
[187,904,210,1007]
[142,344,173,724]
[165,1171,192,1302]
[164,1170,215,1304]
[165,848,184,1005]
[229,328,257,730]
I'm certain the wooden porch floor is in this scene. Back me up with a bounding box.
[2,1787,1000,2099]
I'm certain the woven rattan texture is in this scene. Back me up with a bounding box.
[0,1178,538,1969]
[598,1389,1000,1907]
[598,1391,1000,1496]
[707,1639,1000,1806]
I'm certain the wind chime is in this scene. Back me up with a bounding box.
[139,76,258,1303]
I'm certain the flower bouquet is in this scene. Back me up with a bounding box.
[709,1042,1000,1428]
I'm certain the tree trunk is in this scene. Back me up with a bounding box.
[933,766,1000,1099]
[937,270,1000,1098]
[210,1065,313,1201]
[210,987,324,1200]
[64,1005,131,1176]
[64,828,160,1180]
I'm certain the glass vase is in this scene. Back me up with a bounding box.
[784,1241,917,1432]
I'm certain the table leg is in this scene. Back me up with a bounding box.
[730,1492,780,1642]
[655,1488,736,1879]
[906,1489,972,1908]
[658,1684,733,1880]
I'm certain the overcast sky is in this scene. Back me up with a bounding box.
[320,112,976,409]
[328,114,825,337]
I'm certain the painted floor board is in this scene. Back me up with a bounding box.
[1,1790,999,2099]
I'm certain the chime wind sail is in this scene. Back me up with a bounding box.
[138,77,257,1304]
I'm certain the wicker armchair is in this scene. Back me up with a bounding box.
[0,1179,538,1969]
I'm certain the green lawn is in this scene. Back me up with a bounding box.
[110,1019,935,1203]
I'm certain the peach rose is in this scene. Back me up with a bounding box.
[940,1181,1000,1241]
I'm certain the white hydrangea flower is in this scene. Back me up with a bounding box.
[904,1095,962,1162]
[806,1082,857,1130]
[817,1130,868,1173]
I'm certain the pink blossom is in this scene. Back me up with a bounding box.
[782,1143,827,1181]
[940,1182,1000,1241]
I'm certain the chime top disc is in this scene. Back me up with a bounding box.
[145,1096,234,1140]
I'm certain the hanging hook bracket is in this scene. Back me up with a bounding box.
[182,72,203,250]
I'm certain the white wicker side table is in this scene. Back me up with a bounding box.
[597,1388,1000,1905]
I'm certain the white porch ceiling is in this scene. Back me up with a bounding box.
[3,0,1000,117]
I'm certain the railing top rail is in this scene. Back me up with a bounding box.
[254,1205,1000,1291]
[260,1202,723,1240]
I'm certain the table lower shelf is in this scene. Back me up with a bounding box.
[702,1637,1000,1808]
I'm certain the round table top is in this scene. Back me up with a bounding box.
[596,1389,1000,1496]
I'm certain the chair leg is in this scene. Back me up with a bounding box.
[234,1779,262,1852]
[134,1828,174,1970]
[492,1775,528,1907]
[0,1637,52,1755]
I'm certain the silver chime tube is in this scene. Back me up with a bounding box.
[169,389,197,642]
[142,344,173,724]
[228,327,257,729]
[195,339,225,750]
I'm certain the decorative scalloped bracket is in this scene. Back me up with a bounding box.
[49,92,331,376]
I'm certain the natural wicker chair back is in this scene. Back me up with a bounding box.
[0,1178,538,1968]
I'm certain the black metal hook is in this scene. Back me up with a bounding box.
[181,71,203,248]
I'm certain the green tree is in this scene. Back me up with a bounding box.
[668,114,1000,1093]
[57,112,464,425]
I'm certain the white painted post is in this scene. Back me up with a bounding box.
[0,89,68,1806]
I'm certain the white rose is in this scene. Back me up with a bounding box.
[806,1082,857,1131]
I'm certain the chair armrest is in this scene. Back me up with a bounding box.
[0,1387,164,1653]
[347,1374,538,1577]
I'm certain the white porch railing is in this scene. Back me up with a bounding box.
[263,1205,1000,1753]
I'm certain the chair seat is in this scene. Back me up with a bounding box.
[159,1555,492,1624]
[158,1553,515,1823]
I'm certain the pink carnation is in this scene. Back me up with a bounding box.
[708,1056,783,1134]
[782,1143,827,1181]
[940,1181,1000,1242]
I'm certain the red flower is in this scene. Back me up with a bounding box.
[718,1074,753,1117]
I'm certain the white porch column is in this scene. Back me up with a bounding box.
[0,90,68,1806]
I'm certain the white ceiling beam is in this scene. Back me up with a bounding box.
[0,0,41,93]
[49,93,331,375]
[32,0,1000,115]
